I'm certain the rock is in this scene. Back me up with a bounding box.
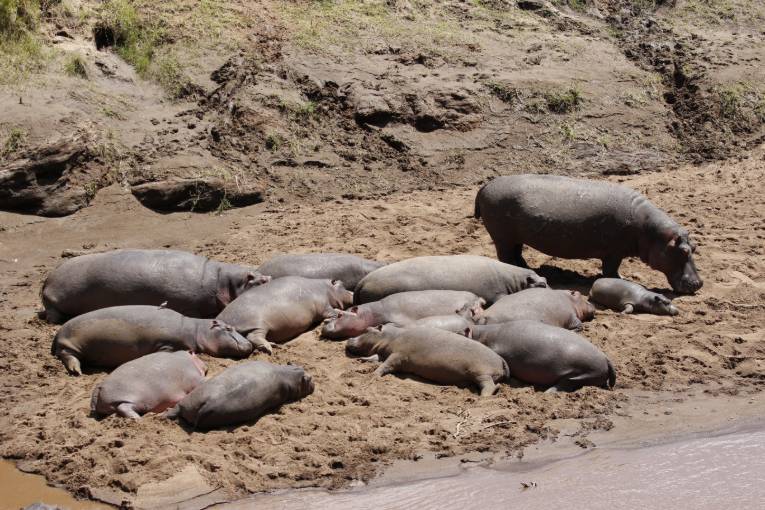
[130,177,264,212]
[0,137,96,217]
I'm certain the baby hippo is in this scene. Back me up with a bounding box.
[52,306,252,375]
[90,351,206,419]
[479,288,595,330]
[167,361,314,429]
[322,290,484,339]
[257,253,385,290]
[589,278,679,316]
[346,325,509,396]
[218,276,354,354]
[41,249,270,323]
[471,322,615,392]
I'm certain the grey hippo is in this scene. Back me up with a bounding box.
[258,253,385,290]
[479,288,595,330]
[589,278,679,315]
[475,175,703,294]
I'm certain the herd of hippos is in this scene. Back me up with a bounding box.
[41,175,703,430]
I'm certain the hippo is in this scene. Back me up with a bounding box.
[258,253,386,290]
[167,361,314,429]
[52,305,253,375]
[479,288,595,330]
[41,249,270,323]
[354,255,547,305]
[406,314,474,336]
[589,278,679,315]
[217,276,354,354]
[90,351,206,419]
[475,175,703,294]
[346,325,509,396]
[321,290,485,339]
[471,322,615,392]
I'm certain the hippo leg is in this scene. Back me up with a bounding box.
[476,375,499,396]
[374,354,402,376]
[57,349,82,376]
[245,328,273,355]
[621,303,635,314]
[601,256,623,278]
[115,403,141,419]
[496,243,527,268]
[359,354,380,363]
[568,317,584,331]
[544,379,583,393]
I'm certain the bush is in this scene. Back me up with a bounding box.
[545,87,583,114]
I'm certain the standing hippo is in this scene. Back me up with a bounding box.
[217,276,354,354]
[346,325,509,396]
[471,322,615,392]
[479,288,595,330]
[321,290,485,340]
[167,361,314,429]
[52,306,253,375]
[258,253,386,290]
[354,255,547,305]
[475,175,703,294]
[589,278,679,315]
[41,249,270,323]
[90,351,206,419]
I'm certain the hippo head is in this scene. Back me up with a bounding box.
[646,230,703,294]
[321,307,371,339]
[567,290,596,322]
[219,268,271,308]
[526,273,548,289]
[297,371,315,399]
[200,319,254,358]
[648,293,679,316]
[328,279,354,309]
[345,324,396,357]
[456,297,487,321]
[284,364,315,399]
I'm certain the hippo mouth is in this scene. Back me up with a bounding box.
[670,274,703,295]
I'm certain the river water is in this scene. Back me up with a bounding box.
[224,424,765,510]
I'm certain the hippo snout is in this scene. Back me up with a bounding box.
[345,337,363,356]
[302,374,315,396]
[672,274,703,295]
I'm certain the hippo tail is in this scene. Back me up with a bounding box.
[501,358,511,381]
[474,187,483,219]
[89,384,102,415]
[606,359,616,389]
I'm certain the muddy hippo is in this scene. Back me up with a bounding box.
[346,325,509,396]
[479,288,595,330]
[258,253,385,290]
[471,322,615,392]
[41,249,270,323]
[354,255,547,305]
[217,276,354,354]
[475,175,703,294]
[167,361,314,429]
[589,278,679,315]
[90,351,206,419]
[321,290,484,339]
[52,306,253,375]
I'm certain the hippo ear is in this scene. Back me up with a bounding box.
[350,306,359,314]
[464,327,472,338]
[679,242,692,256]
[210,319,220,329]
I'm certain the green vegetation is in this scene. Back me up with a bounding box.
[279,99,318,122]
[621,89,649,107]
[559,123,576,141]
[2,127,27,157]
[64,52,87,78]
[0,0,46,83]
[485,81,522,105]
[552,0,587,11]
[715,82,765,124]
[265,132,285,151]
[95,0,164,76]
[545,87,583,114]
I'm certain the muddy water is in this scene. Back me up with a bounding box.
[0,461,106,510]
[227,425,765,510]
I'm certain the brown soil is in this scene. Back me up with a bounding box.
[1,144,764,505]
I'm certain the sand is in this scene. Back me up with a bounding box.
[0,146,763,505]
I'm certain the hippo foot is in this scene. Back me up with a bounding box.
[620,304,635,314]
[116,403,141,419]
[246,332,273,355]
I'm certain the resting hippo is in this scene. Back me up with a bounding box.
[346,325,509,396]
[354,255,547,305]
[589,278,679,315]
[479,288,595,330]
[168,361,314,429]
[321,290,484,339]
[258,253,385,290]
[217,276,354,354]
[52,306,253,375]
[471,322,615,392]
[90,351,206,419]
[475,175,703,294]
[406,314,474,336]
[41,249,270,323]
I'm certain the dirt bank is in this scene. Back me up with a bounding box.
[0,144,763,506]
